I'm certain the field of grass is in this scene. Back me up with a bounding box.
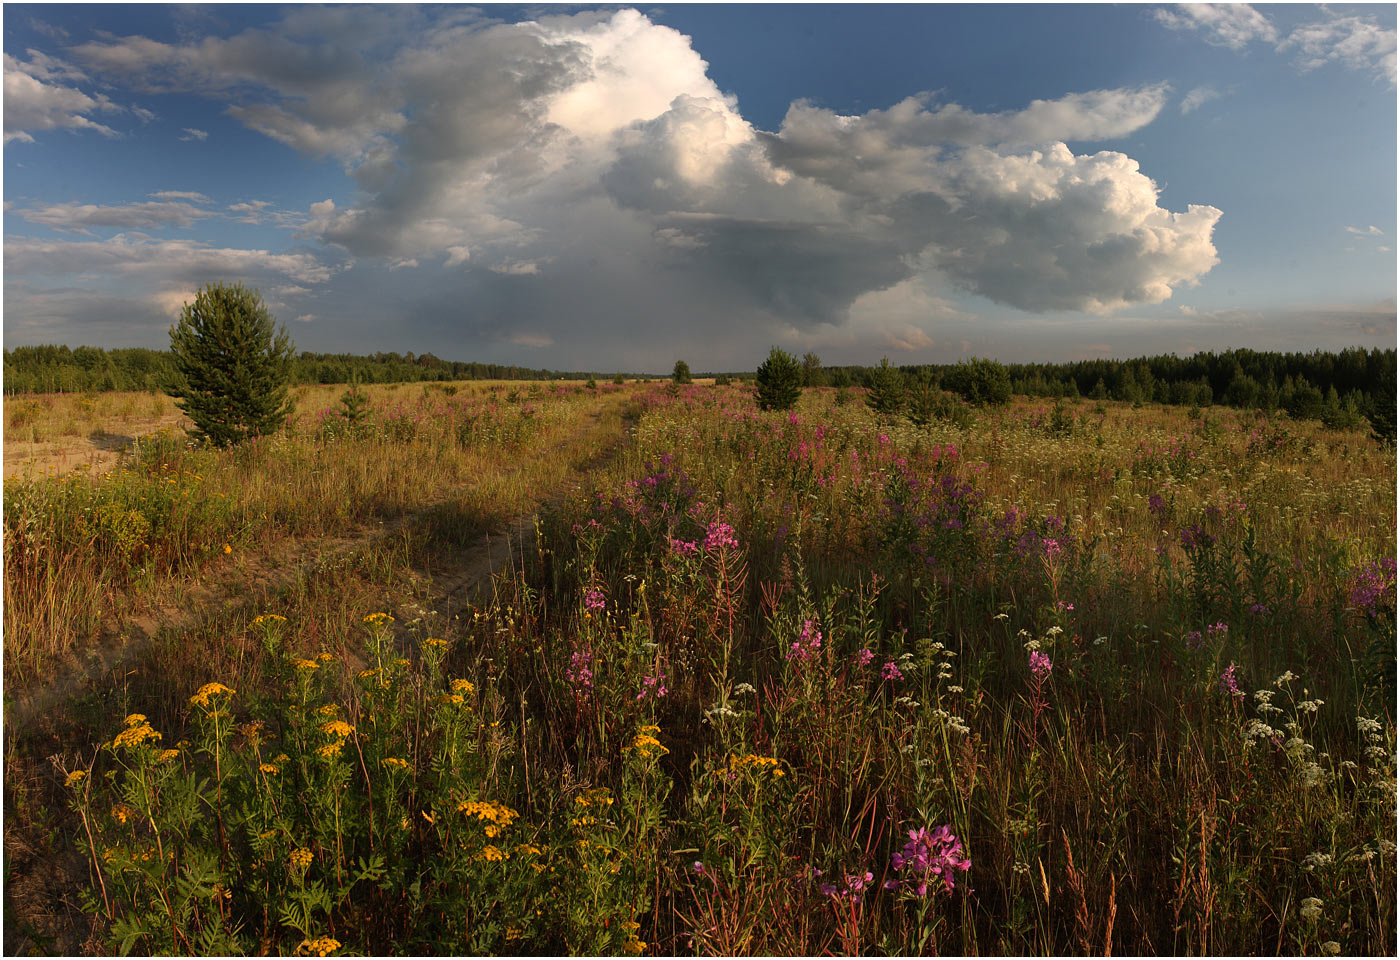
[4,380,1395,955]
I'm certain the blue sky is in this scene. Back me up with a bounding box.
[4,3,1395,371]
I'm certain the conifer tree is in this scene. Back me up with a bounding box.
[167,282,296,447]
[755,346,802,411]
[672,360,692,385]
[865,357,906,415]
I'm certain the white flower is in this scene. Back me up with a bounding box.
[1273,670,1298,688]
[1302,851,1334,871]
[1300,897,1323,921]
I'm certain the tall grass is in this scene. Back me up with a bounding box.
[9,382,1395,955]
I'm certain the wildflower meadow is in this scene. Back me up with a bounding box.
[4,378,1395,955]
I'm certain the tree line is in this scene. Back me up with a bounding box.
[2,344,612,395]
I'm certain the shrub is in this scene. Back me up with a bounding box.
[166,283,295,447]
[672,360,692,385]
[755,346,803,411]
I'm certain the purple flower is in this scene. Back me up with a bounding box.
[566,648,594,695]
[787,620,823,662]
[704,520,739,552]
[1219,662,1244,700]
[669,538,699,556]
[819,870,876,903]
[886,825,971,897]
[1207,621,1228,637]
[1042,537,1063,559]
[881,660,903,682]
[857,648,875,667]
[1028,650,1052,679]
[584,588,606,611]
[637,670,669,700]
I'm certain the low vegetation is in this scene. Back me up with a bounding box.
[4,376,1395,955]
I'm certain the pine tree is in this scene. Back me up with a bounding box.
[167,282,295,447]
[755,346,803,411]
[865,357,906,415]
[672,360,692,385]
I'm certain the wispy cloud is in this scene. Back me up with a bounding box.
[1180,85,1221,114]
[1280,12,1397,87]
[1154,4,1277,50]
[1346,225,1384,236]
[3,51,122,143]
[178,127,209,141]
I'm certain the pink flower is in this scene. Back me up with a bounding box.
[787,620,823,661]
[881,660,903,682]
[583,589,606,611]
[1028,651,1052,679]
[857,648,875,667]
[704,520,739,552]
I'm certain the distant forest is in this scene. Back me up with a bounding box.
[2,346,597,395]
[3,343,1394,439]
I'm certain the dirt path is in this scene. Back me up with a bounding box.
[4,404,633,736]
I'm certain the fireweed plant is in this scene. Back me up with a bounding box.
[54,381,1396,954]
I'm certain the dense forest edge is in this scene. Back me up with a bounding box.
[4,343,1395,441]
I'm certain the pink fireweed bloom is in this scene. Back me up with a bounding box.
[704,520,739,552]
[584,589,606,611]
[669,538,699,556]
[881,660,903,682]
[1042,538,1063,560]
[1219,662,1244,700]
[857,648,875,667]
[637,671,669,700]
[883,825,972,897]
[787,620,823,661]
[566,648,594,695]
[1028,650,1052,679]
[820,870,875,902]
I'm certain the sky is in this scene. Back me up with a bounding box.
[3,3,1396,372]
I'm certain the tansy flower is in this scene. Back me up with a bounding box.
[290,658,319,672]
[451,678,474,694]
[157,749,180,764]
[260,763,281,775]
[122,713,147,728]
[363,612,394,627]
[189,682,235,708]
[111,804,136,825]
[288,848,314,870]
[223,544,232,554]
[423,637,448,649]
[382,757,411,771]
[316,704,341,717]
[316,742,343,759]
[477,845,509,862]
[65,770,87,787]
[112,722,161,749]
[297,937,341,957]
[316,652,336,663]
[252,614,286,625]
[320,720,355,739]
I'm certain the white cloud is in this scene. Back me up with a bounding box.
[178,127,209,141]
[489,259,545,275]
[1280,13,1397,86]
[14,200,216,233]
[1346,225,1384,236]
[1180,86,1221,114]
[4,233,335,286]
[3,51,122,142]
[1154,4,1277,49]
[132,105,157,123]
[295,314,318,324]
[444,246,471,267]
[152,190,212,202]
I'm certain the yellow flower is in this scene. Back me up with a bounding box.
[259,763,281,775]
[316,652,336,663]
[316,742,343,759]
[290,658,319,672]
[382,757,411,771]
[223,544,232,555]
[272,753,290,765]
[296,936,341,957]
[320,719,355,739]
[288,848,314,870]
[65,770,87,787]
[457,800,519,835]
[630,733,668,759]
[450,678,474,694]
[437,693,465,706]
[111,804,136,825]
[363,612,394,627]
[252,614,286,625]
[112,723,161,749]
[316,704,341,717]
[189,682,235,708]
[157,749,180,764]
[122,713,147,728]
[358,668,379,680]
[476,845,509,862]
[423,637,448,650]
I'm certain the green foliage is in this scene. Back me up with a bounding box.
[754,346,803,411]
[613,373,626,385]
[865,357,906,415]
[800,352,826,387]
[585,377,598,391]
[337,372,371,428]
[714,374,732,386]
[166,284,296,447]
[672,360,692,385]
[942,357,1012,407]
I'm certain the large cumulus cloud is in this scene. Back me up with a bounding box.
[29,8,1224,364]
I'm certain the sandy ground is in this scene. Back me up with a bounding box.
[2,411,189,480]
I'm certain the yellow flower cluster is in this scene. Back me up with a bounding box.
[290,658,319,672]
[317,652,336,664]
[451,678,474,694]
[252,614,287,626]
[189,682,235,708]
[363,612,395,628]
[316,742,343,759]
[423,637,448,650]
[622,920,647,955]
[66,770,87,786]
[723,754,785,778]
[112,721,162,750]
[320,719,355,739]
[297,936,341,956]
[316,705,340,717]
[382,757,411,771]
[574,787,615,809]
[477,845,509,862]
[358,668,379,680]
[123,713,147,727]
[259,762,282,775]
[630,733,668,760]
[111,804,136,824]
[288,848,314,871]
[157,749,181,764]
[457,800,519,838]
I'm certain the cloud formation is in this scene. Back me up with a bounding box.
[18,8,1231,363]
[1154,4,1277,49]
[3,50,122,142]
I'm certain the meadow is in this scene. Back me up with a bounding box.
[3,379,1395,955]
